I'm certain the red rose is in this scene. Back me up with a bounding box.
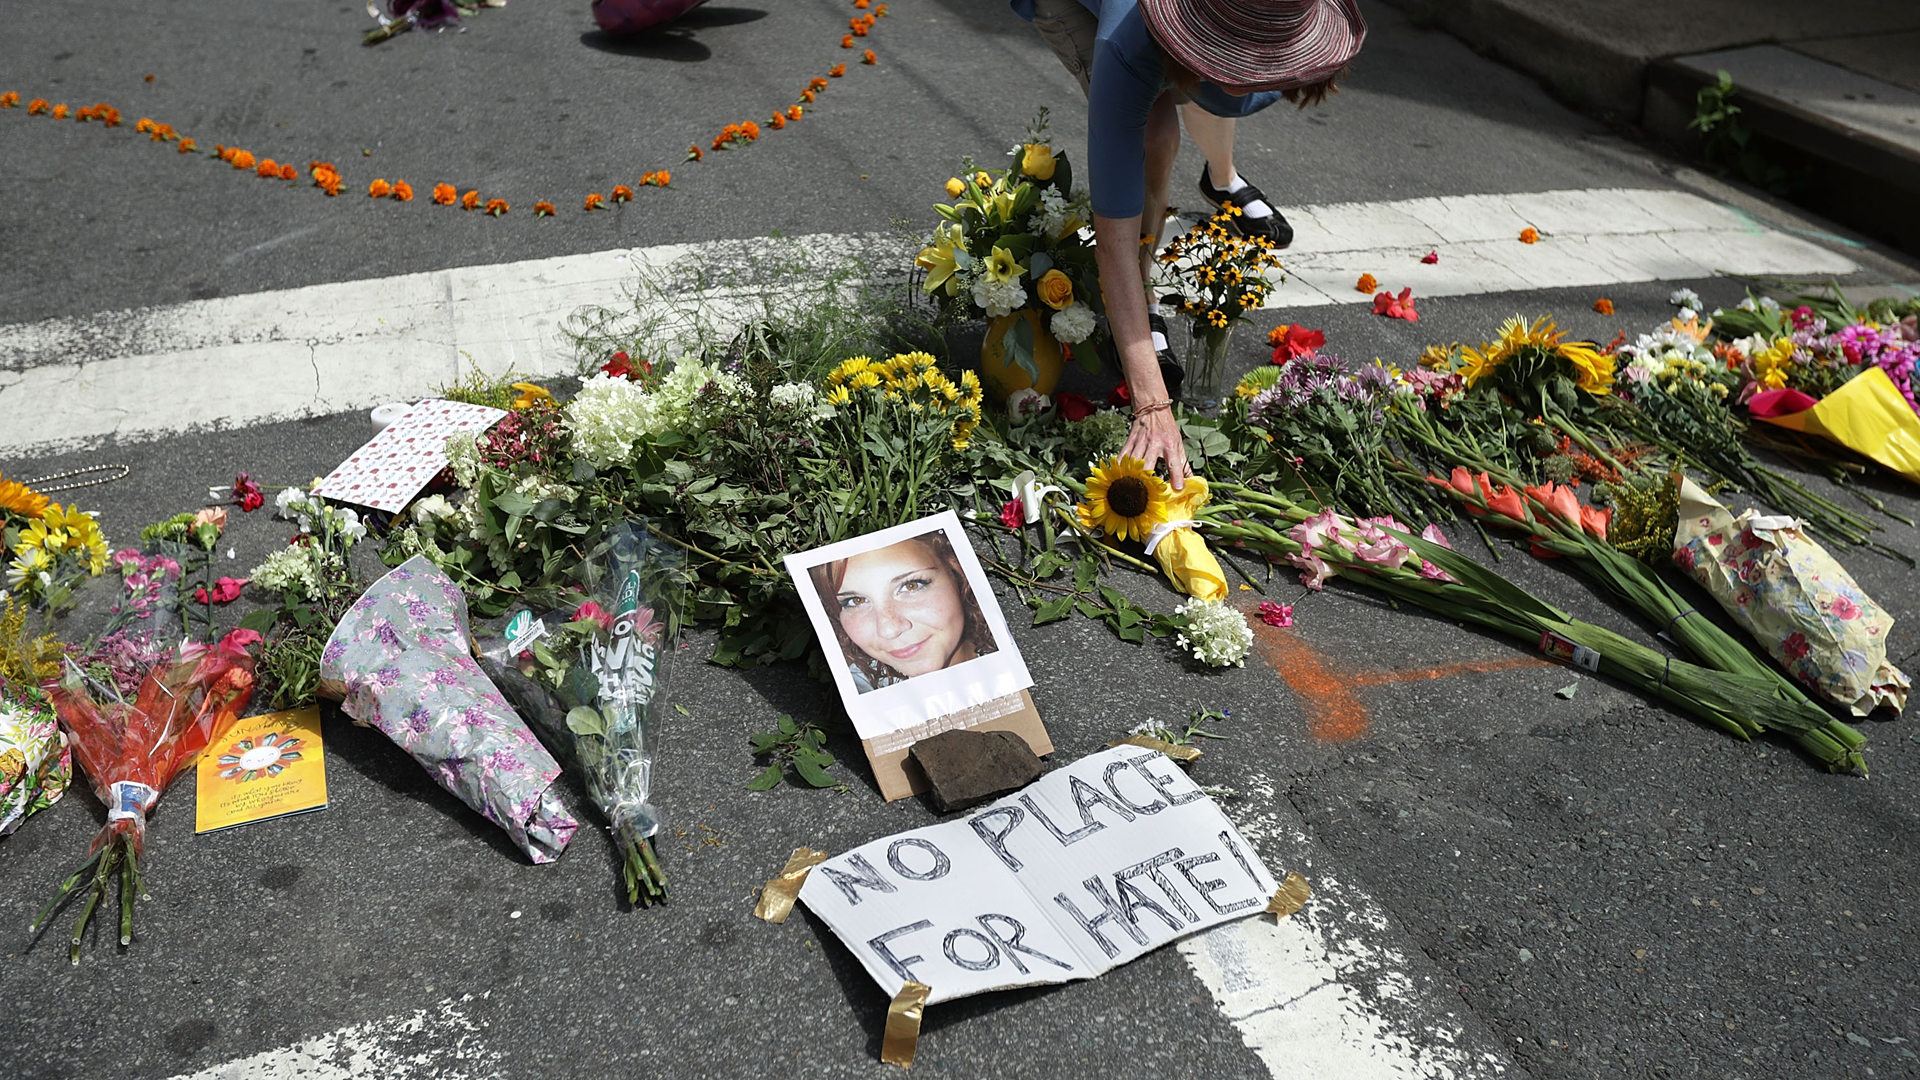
[1054,392,1096,422]
[1107,381,1132,408]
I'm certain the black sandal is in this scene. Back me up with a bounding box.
[1147,309,1185,400]
[1198,163,1294,249]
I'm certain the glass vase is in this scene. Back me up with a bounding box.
[1186,322,1234,409]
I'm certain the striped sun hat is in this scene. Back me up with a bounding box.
[1139,0,1367,92]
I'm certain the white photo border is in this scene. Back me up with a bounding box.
[783,509,1034,740]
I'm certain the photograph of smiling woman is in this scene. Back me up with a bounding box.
[807,530,1000,694]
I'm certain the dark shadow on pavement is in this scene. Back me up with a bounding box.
[578,7,769,63]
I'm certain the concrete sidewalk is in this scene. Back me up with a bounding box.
[1386,0,1920,254]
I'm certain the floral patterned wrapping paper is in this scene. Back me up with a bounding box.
[0,692,71,837]
[1673,478,1909,717]
[320,555,578,863]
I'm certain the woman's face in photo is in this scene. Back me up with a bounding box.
[833,539,969,677]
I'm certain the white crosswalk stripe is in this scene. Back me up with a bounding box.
[166,995,502,1080]
[0,186,1858,457]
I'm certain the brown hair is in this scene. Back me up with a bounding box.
[808,530,997,690]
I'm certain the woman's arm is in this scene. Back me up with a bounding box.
[1094,210,1189,490]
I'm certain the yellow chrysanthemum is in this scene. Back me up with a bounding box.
[828,356,874,385]
[1077,457,1171,543]
[850,369,884,391]
[0,473,50,520]
[824,384,852,406]
[21,504,109,574]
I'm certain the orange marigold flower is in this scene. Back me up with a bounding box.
[800,89,816,103]
[462,190,481,210]
[855,0,869,7]
[27,98,49,114]
[585,192,606,210]
[0,92,18,108]
[433,183,457,205]
[1519,226,1539,244]
[145,74,154,82]
[810,77,828,92]
[368,178,393,199]
[787,105,802,120]
[851,21,868,36]
[534,201,555,217]
[231,150,255,170]
[875,2,887,14]
[830,63,846,78]
[256,158,279,178]
[393,180,413,201]
[215,145,232,162]
[1355,273,1378,294]
[149,123,173,141]
[687,144,703,162]
[75,105,96,121]
[100,106,120,127]
[485,198,508,216]
[769,112,787,130]
[51,104,69,119]
[742,120,760,140]
[862,49,877,64]
[653,170,670,185]
[1593,298,1614,315]
[135,117,154,132]
[278,163,297,181]
[178,137,196,153]
[841,34,854,47]
[611,184,634,202]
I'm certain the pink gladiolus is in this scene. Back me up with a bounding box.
[1289,550,1332,591]
[1419,524,1453,549]
[1418,559,1455,582]
[1257,601,1293,627]
[1289,507,1342,554]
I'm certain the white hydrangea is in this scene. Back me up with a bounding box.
[444,432,483,487]
[971,275,1028,319]
[564,360,739,470]
[1173,597,1253,668]
[1050,302,1096,344]
[249,545,323,600]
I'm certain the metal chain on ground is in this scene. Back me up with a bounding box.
[21,464,131,494]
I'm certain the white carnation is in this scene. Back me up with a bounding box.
[1174,597,1252,668]
[1050,302,1096,344]
[971,276,1028,319]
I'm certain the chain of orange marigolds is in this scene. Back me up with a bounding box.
[1,0,889,218]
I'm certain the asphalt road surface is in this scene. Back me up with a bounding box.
[4,2,1920,1079]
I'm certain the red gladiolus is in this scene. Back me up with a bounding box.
[1269,323,1325,363]
[1579,504,1613,539]
[1482,479,1526,521]
[194,577,248,605]
[1522,483,1582,529]
[1054,392,1096,422]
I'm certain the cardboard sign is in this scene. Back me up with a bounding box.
[798,747,1277,1004]
[312,399,505,513]
[784,510,1045,801]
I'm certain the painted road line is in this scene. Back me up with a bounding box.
[0,186,1858,456]
[166,995,502,1080]
[1186,785,1512,1080]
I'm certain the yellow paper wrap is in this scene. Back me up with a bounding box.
[1673,479,1908,716]
[1149,477,1228,601]
[1757,366,1920,485]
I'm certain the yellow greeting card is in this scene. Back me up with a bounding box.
[195,706,328,833]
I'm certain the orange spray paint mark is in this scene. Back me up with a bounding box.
[1250,619,1555,744]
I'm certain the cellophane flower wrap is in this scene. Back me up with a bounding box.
[1673,478,1909,717]
[477,521,684,905]
[320,555,578,863]
[37,630,257,961]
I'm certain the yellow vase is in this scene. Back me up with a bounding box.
[979,309,1065,400]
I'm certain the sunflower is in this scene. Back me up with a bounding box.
[1078,457,1171,543]
[1458,316,1614,396]
[0,473,49,521]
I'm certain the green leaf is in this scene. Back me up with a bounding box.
[1033,596,1074,625]
[565,706,607,737]
[492,490,536,517]
[777,713,798,735]
[749,733,783,753]
[748,763,784,791]
[1555,683,1579,700]
[1073,554,1098,593]
[238,608,280,633]
[792,753,837,788]
[1028,251,1053,279]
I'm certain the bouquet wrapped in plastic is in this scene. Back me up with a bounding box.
[1674,478,1909,717]
[478,521,684,905]
[320,555,578,863]
[34,630,257,962]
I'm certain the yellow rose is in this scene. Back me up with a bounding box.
[944,177,965,198]
[1020,143,1056,181]
[1036,268,1075,311]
